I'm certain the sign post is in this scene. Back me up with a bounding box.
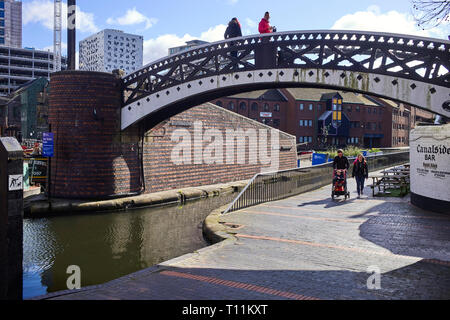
[0,137,24,300]
[42,131,54,199]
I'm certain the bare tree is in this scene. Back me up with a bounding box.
[412,0,450,29]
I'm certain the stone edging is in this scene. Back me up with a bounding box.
[26,180,249,218]
[202,204,238,244]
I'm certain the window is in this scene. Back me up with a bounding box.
[356,106,360,112]
[309,137,313,143]
[263,103,270,111]
[347,106,352,112]
[0,20,4,27]
[251,102,258,111]
[0,1,4,9]
[0,37,4,45]
[274,104,280,112]
[308,120,313,127]
[299,103,304,111]
[309,104,313,111]
[0,11,4,19]
[317,104,322,111]
[228,102,235,110]
[368,108,371,114]
[299,120,304,127]
[299,137,304,143]
[373,108,377,114]
[239,102,246,110]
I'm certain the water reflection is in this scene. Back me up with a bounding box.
[23,194,233,299]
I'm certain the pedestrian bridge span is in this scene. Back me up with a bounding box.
[121,30,450,130]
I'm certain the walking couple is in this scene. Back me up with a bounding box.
[333,150,369,198]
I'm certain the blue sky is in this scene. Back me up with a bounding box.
[21,0,449,65]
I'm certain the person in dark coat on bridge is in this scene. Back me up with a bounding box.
[352,153,369,198]
[224,18,242,39]
[225,18,242,59]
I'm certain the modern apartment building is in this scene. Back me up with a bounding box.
[0,0,22,48]
[0,46,67,96]
[79,29,143,75]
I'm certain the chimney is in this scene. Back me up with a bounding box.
[67,0,76,70]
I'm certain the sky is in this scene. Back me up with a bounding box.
[21,0,450,66]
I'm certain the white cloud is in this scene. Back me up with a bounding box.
[23,0,99,33]
[331,5,447,39]
[143,24,227,64]
[246,18,257,28]
[107,8,157,30]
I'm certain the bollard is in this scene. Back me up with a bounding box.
[0,137,24,300]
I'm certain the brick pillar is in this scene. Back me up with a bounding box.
[49,71,141,199]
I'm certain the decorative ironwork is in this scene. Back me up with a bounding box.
[123,30,450,106]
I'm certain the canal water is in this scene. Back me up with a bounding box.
[23,194,233,299]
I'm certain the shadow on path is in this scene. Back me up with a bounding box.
[49,260,450,300]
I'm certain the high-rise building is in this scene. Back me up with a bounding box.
[79,29,143,75]
[0,0,22,48]
[0,46,67,96]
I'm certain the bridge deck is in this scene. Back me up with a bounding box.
[39,168,450,300]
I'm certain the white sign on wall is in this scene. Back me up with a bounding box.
[8,174,23,191]
[410,125,450,202]
[260,112,272,118]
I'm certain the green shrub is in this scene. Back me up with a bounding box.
[317,146,364,159]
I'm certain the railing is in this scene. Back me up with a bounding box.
[123,30,449,105]
[223,151,410,214]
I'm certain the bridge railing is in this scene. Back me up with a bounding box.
[123,30,449,106]
[222,151,410,214]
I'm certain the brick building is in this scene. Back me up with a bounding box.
[143,103,298,193]
[214,88,434,149]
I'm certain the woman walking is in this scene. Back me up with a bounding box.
[352,153,369,198]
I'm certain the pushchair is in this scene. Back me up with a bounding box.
[331,169,350,200]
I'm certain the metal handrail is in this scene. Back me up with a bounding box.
[222,151,410,214]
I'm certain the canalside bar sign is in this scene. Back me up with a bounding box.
[42,132,54,157]
[410,125,450,206]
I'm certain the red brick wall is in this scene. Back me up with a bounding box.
[49,71,141,199]
[143,103,298,193]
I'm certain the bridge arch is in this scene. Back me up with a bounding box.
[122,30,450,130]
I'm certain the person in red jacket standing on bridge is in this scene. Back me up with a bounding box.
[259,12,275,34]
